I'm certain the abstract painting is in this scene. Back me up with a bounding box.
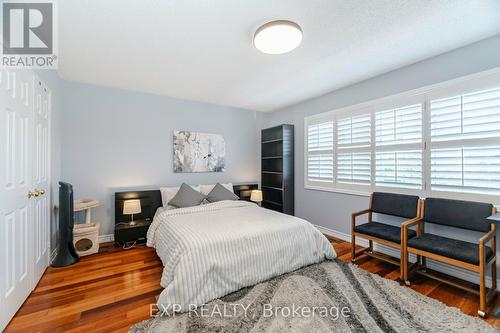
[173,131,225,172]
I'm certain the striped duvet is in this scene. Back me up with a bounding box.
[147,200,336,312]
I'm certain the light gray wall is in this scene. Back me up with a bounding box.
[262,35,500,279]
[61,81,261,236]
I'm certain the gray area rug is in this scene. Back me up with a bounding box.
[130,260,495,332]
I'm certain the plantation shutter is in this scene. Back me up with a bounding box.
[304,75,500,201]
[337,152,371,184]
[375,104,422,145]
[336,114,371,185]
[431,147,500,195]
[430,86,500,196]
[430,87,500,141]
[307,121,334,182]
[374,104,423,189]
[375,151,422,189]
[337,114,371,148]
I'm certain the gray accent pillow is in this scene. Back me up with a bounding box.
[206,183,239,203]
[168,183,206,208]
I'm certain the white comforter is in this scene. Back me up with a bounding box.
[147,200,336,312]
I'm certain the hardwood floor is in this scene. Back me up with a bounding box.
[6,238,500,332]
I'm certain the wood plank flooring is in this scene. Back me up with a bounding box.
[6,238,500,332]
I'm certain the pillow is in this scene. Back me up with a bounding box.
[160,184,200,208]
[168,183,206,208]
[206,183,239,203]
[199,183,233,195]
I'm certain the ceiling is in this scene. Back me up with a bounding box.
[58,0,500,112]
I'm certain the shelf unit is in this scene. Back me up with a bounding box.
[261,124,294,215]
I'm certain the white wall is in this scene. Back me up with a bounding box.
[261,34,500,283]
[61,81,261,236]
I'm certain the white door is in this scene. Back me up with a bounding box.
[32,76,51,283]
[0,70,51,331]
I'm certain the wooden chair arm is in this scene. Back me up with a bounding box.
[351,208,371,231]
[401,217,423,245]
[479,224,496,246]
[352,208,371,218]
[401,217,423,229]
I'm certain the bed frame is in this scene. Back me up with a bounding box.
[114,184,258,224]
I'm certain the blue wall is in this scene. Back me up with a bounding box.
[61,81,261,235]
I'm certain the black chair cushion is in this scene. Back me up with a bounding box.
[424,198,493,232]
[354,222,417,244]
[407,233,494,265]
[371,192,420,218]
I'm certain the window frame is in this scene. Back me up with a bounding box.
[304,68,500,204]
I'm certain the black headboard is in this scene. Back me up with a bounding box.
[115,184,258,224]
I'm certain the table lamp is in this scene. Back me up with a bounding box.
[250,190,263,206]
[123,199,141,225]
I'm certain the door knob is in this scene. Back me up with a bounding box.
[27,190,40,198]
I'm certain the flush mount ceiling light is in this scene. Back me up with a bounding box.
[254,20,302,55]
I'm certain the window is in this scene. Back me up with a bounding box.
[337,114,370,148]
[430,86,500,196]
[375,151,422,189]
[375,104,422,145]
[337,152,371,184]
[306,121,334,183]
[375,104,423,189]
[431,147,500,195]
[336,114,371,185]
[307,154,333,182]
[430,87,500,142]
[308,122,334,151]
[304,70,500,202]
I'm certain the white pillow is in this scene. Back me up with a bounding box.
[160,185,201,208]
[199,183,233,195]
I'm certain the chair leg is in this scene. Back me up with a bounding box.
[368,240,373,253]
[421,257,427,272]
[492,235,497,291]
[403,249,411,286]
[492,259,497,290]
[478,252,487,317]
[351,233,356,262]
[401,227,410,285]
[400,245,406,282]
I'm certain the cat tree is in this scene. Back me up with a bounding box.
[73,199,100,256]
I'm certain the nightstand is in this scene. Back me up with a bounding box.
[114,219,151,246]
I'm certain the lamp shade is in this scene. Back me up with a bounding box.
[123,199,141,215]
[250,190,263,203]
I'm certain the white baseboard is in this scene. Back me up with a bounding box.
[315,225,500,290]
[98,234,114,243]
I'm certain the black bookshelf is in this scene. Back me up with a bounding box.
[261,124,294,215]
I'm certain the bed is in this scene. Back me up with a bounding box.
[116,185,336,313]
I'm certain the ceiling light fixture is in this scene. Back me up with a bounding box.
[254,20,302,55]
